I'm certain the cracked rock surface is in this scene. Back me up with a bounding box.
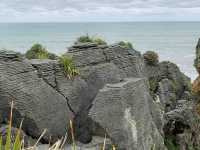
[0,42,200,150]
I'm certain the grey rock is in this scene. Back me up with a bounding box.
[145,61,192,111]
[164,100,200,150]
[69,43,99,50]
[37,136,112,150]
[103,45,145,78]
[159,61,191,98]
[27,59,57,88]
[0,51,73,142]
[0,42,196,150]
[89,78,166,150]
[0,50,23,61]
[158,78,177,111]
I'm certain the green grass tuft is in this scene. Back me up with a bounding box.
[118,41,133,49]
[0,136,2,150]
[59,55,79,79]
[76,35,107,45]
[25,44,57,60]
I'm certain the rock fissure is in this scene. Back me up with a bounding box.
[1,41,200,149]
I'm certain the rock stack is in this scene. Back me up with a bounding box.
[0,41,200,149]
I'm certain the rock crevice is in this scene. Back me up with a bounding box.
[0,41,200,149]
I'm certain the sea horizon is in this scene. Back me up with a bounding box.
[1,21,200,23]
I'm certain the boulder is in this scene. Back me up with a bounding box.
[0,41,197,150]
[28,43,146,144]
[0,51,73,142]
[145,60,192,111]
[89,78,166,150]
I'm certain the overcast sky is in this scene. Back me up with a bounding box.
[0,0,200,22]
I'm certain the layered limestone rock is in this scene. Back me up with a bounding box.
[0,50,73,142]
[89,78,166,150]
[164,100,200,150]
[144,57,191,112]
[0,41,199,150]
[28,43,146,144]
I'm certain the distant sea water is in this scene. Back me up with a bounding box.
[0,22,200,80]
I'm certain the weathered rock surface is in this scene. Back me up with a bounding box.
[0,41,199,150]
[0,51,72,142]
[164,100,200,150]
[37,136,112,150]
[89,78,166,150]
[145,60,191,112]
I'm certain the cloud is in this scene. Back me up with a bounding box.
[0,0,200,22]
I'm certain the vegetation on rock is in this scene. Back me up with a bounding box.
[143,51,159,65]
[76,35,107,45]
[192,77,200,95]
[59,54,79,79]
[148,77,159,99]
[194,39,200,73]
[164,137,180,150]
[25,44,57,60]
[117,41,133,49]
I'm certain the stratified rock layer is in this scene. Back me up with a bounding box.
[0,51,72,142]
[89,78,166,150]
[0,41,199,150]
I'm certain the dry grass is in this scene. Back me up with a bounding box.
[0,102,115,150]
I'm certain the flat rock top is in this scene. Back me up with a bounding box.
[26,59,57,65]
[0,50,22,61]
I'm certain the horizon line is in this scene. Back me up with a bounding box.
[1,21,200,23]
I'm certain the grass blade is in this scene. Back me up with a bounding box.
[13,120,24,150]
[70,120,76,150]
[5,101,14,150]
[112,145,116,150]
[0,136,2,150]
[102,134,107,150]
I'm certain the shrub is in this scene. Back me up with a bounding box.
[59,55,79,79]
[118,41,133,49]
[93,37,107,45]
[76,35,107,45]
[77,35,93,43]
[25,44,57,60]
[143,51,159,65]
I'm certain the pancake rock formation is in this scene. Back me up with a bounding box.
[0,40,200,150]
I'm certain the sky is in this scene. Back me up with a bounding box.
[0,0,200,22]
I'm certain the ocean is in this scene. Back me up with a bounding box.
[0,22,199,80]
